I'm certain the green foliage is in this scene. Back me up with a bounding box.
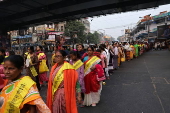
[64,20,100,44]
[86,31,100,44]
[64,20,86,43]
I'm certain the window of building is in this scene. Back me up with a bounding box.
[61,26,64,31]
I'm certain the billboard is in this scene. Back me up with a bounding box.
[125,29,131,34]
[157,24,170,39]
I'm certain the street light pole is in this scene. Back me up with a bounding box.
[97,29,105,36]
[97,29,105,42]
[165,16,168,25]
[147,20,150,39]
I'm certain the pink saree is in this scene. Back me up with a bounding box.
[52,65,66,113]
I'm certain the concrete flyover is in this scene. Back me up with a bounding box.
[0,0,170,31]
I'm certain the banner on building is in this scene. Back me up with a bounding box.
[153,12,170,20]
[47,35,56,41]
[125,29,131,34]
[141,15,152,22]
[157,24,170,39]
[46,28,55,31]
[48,32,64,35]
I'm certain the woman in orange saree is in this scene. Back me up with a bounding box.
[47,50,81,113]
[83,47,103,107]
[0,55,50,113]
[130,43,135,60]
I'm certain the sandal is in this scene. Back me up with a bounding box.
[92,103,96,107]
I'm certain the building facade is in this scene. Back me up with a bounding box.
[130,11,170,42]
[78,18,90,34]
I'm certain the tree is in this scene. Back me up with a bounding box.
[64,20,86,44]
[93,31,100,44]
[86,31,100,44]
[117,36,122,42]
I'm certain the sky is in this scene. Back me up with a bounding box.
[88,4,170,39]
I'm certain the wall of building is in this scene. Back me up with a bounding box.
[78,18,90,34]
[55,22,66,32]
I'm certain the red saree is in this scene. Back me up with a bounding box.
[84,57,102,94]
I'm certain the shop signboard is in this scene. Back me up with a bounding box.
[153,12,170,20]
[125,29,131,34]
[12,35,32,39]
[37,26,44,33]
[37,33,43,36]
[10,30,18,38]
[48,32,64,35]
[46,28,55,31]
[47,35,55,41]
[65,36,71,39]
[12,38,17,41]
[32,33,37,43]
[141,15,152,22]
[11,36,18,39]
[151,28,157,32]
[157,24,170,39]
[12,45,19,47]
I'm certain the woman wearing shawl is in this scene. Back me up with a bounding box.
[119,44,125,62]
[83,47,104,107]
[69,51,85,107]
[111,43,119,70]
[124,42,132,61]
[47,50,81,113]
[118,43,123,67]
[129,43,134,59]
[130,43,135,59]
[0,55,51,113]
[105,42,111,63]
[36,46,49,85]
[134,42,139,58]
[99,45,109,79]
[69,51,85,93]
[26,46,41,90]
[140,42,145,55]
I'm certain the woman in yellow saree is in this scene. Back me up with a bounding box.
[36,46,49,85]
[118,44,123,67]
[26,46,41,90]
[0,55,51,113]
[130,43,135,59]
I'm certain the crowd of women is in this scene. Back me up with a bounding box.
[0,41,150,113]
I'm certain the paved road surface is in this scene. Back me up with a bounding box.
[40,50,170,113]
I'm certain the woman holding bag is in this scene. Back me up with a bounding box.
[83,47,104,107]
[36,46,49,86]
[26,46,41,90]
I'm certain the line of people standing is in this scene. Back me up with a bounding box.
[0,41,149,113]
